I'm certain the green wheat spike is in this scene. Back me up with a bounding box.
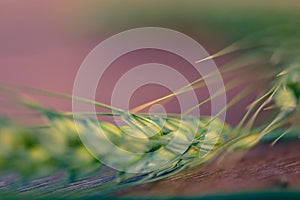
[0,27,300,198]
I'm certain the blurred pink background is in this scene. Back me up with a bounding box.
[1,1,282,125]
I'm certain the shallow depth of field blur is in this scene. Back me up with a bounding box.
[0,0,300,199]
[1,0,299,123]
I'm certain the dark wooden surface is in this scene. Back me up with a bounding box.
[120,140,300,197]
[1,140,299,199]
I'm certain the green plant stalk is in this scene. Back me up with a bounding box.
[0,27,300,198]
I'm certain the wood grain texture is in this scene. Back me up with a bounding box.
[120,140,300,197]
